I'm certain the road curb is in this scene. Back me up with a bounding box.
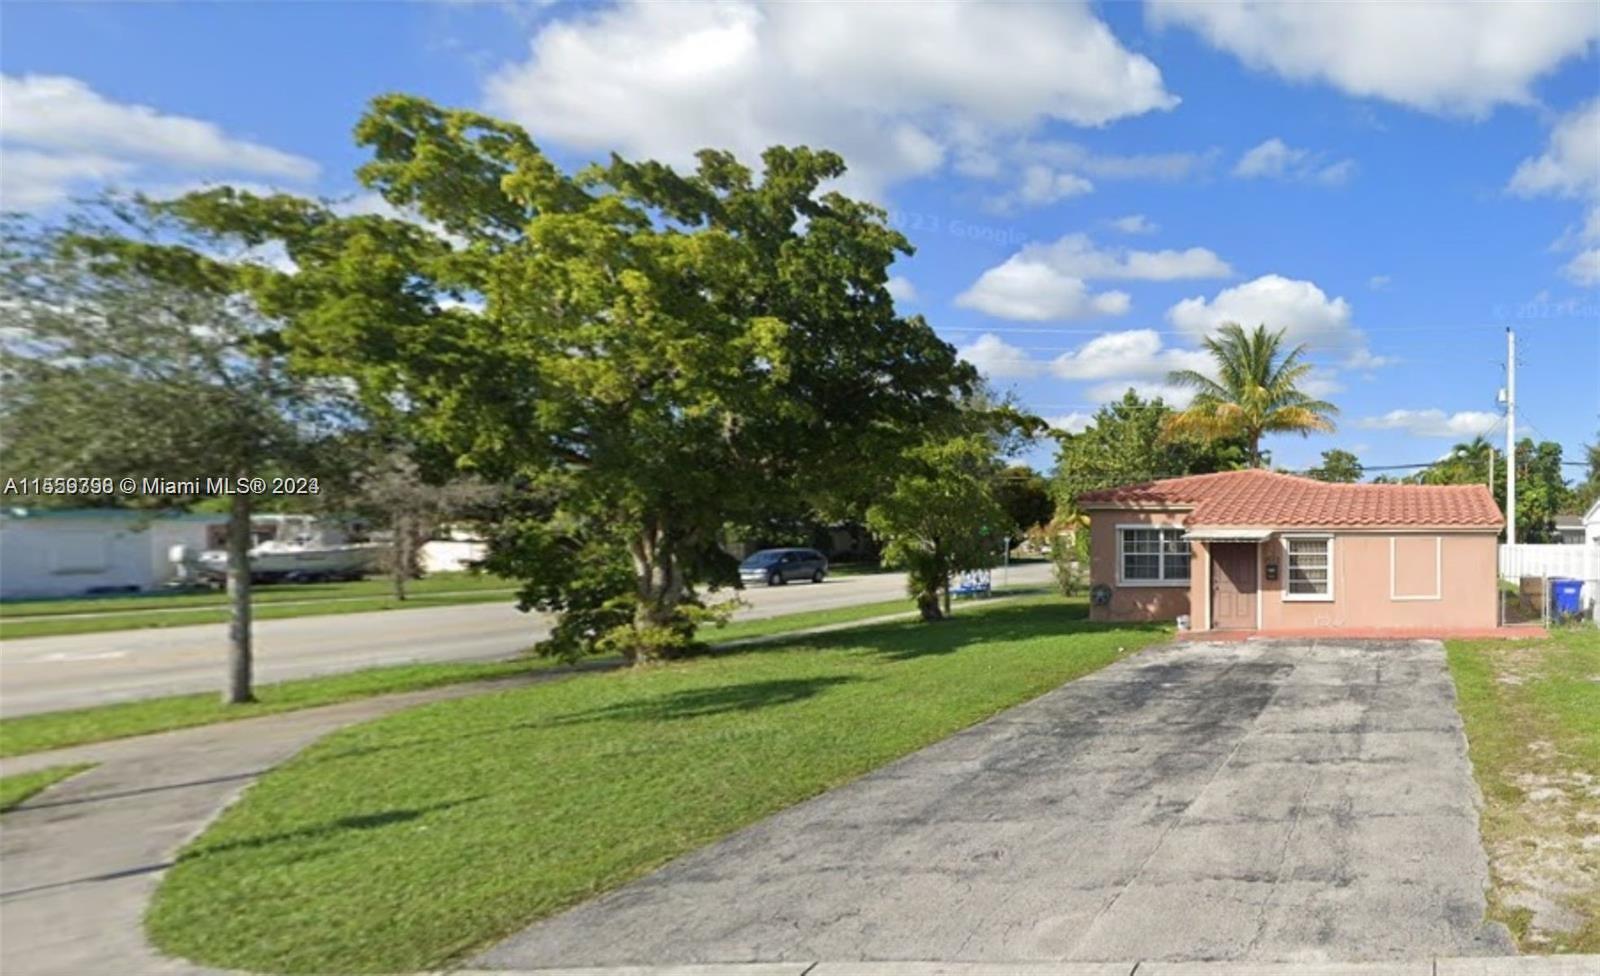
[449,957,1600,976]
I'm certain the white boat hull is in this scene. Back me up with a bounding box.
[194,543,382,583]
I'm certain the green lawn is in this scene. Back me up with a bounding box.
[708,584,1047,643]
[1447,625,1600,954]
[0,763,94,813]
[147,595,1166,973]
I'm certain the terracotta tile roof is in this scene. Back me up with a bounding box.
[1077,469,1504,529]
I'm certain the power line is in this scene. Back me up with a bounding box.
[938,322,1592,336]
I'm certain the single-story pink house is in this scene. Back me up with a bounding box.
[1077,469,1503,633]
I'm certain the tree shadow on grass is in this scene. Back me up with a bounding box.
[302,675,865,767]
[178,795,485,863]
[543,675,862,726]
[721,599,1170,663]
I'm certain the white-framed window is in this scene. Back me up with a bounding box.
[1118,526,1190,584]
[1284,535,1333,601]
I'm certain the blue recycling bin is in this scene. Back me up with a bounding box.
[1549,578,1583,617]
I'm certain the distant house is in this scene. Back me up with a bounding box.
[0,508,229,600]
[1587,499,1600,547]
[1077,470,1503,633]
[1553,514,1585,545]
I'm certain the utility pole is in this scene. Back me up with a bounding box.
[1505,328,1516,545]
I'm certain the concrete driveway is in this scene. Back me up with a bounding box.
[477,638,1513,967]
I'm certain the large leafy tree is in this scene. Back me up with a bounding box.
[0,213,352,703]
[867,436,1010,622]
[1423,436,1498,489]
[1051,390,1248,512]
[1570,430,1600,514]
[115,96,974,661]
[1165,323,1338,466]
[1309,448,1364,483]
[1420,435,1571,542]
[1509,439,1571,543]
[995,465,1054,535]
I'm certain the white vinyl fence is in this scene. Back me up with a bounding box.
[1499,543,1599,582]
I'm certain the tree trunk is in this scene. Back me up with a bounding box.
[1249,431,1262,468]
[224,491,255,704]
[941,574,951,617]
[916,590,943,622]
[627,520,688,662]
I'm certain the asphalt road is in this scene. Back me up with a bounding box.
[479,638,1512,967]
[0,562,1051,716]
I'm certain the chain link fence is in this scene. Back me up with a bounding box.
[1500,574,1596,628]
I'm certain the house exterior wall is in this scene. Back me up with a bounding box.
[1086,507,1499,631]
[1087,509,1194,623]
[1260,531,1499,630]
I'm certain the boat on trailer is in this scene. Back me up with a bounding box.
[178,515,383,584]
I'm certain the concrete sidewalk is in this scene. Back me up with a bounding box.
[0,666,599,976]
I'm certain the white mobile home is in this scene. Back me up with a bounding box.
[0,508,228,600]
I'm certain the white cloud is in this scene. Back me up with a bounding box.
[1563,248,1600,286]
[1299,367,1345,399]
[0,74,317,211]
[1233,137,1356,185]
[956,333,1042,379]
[0,148,132,210]
[1015,139,1217,181]
[1049,329,1212,381]
[1031,234,1234,280]
[0,75,318,180]
[1313,159,1358,186]
[1109,214,1158,234]
[1167,274,1389,368]
[886,275,917,303]
[1358,409,1501,438]
[1148,1,1600,118]
[1509,99,1600,200]
[985,164,1094,211]
[956,260,1131,322]
[958,234,1231,321]
[1086,379,1196,408]
[483,1,1177,197]
[972,140,1216,212]
[1508,100,1600,275]
[1368,274,1392,290]
[1045,412,1094,434]
[1343,347,1398,370]
[1234,138,1300,178]
[1120,248,1236,281]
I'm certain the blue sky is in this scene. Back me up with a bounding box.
[3,1,1597,479]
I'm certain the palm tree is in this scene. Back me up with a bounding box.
[1164,323,1338,467]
